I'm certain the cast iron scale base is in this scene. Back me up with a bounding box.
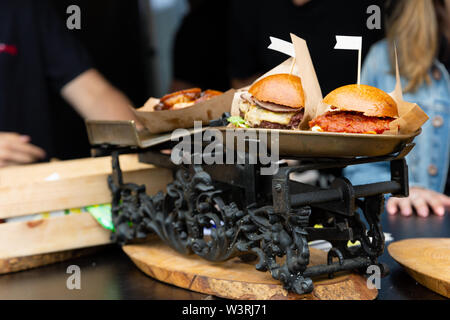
[98,137,412,295]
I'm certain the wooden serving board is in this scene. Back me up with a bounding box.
[123,240,377,300]
[388,238,450,298]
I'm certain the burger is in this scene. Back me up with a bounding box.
[154,88,223,111]
[309,84,398,134]
[229,74,305,129]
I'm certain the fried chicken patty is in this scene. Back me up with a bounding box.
[309,111,394,134]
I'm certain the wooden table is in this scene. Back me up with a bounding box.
[0,211,448,300]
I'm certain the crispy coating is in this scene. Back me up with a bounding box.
[309,111,394,134]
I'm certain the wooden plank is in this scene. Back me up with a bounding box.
[0,212,112,259]
[0,154,173,219]
[388,238,450,298]
[123,240,378,300]
[0,154,149,186]
[0,246,108,275]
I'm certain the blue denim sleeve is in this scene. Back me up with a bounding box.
[361,44,381,87]
[343,162,391,186]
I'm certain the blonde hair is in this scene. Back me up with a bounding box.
[387,0,439,92]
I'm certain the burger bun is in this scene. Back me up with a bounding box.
[323,84,398,118]
[249,74,305,109]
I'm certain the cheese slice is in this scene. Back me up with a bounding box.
[239,101,295,126]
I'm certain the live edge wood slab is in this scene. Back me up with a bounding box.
[123,239,378,300]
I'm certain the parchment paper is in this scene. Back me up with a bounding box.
[231,34,323,129]
[135,89,236,134]
[314,46,429,135]
[386,48,429,134]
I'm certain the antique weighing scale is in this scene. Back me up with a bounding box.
[86,117,419,299]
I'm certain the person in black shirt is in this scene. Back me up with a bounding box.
[171,0,385,95]
[171,0,231,92]
[48,0,149,160]
[229,0,384,94]
[0,0,141,167]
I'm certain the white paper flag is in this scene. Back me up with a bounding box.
[268,36,296,58]
[334,36,362,50]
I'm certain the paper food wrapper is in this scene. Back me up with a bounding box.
[231,34,323,130]
[386,48,429,134]
[136,89,236,134]
[315,46,429,135]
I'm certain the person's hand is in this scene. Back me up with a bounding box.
[0,133,46,167]
[386,187,450,218]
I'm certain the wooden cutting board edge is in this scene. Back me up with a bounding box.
[400,263,450,298]
[388,238,450,298]
[123,241,378,300]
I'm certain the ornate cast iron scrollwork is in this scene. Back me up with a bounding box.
[109,152,320,294]
[108,151,395,295]
[325,195,385,266]
[244,206,314,294]
[110,161,245,261]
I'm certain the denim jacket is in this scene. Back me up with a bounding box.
[344,40,450,193]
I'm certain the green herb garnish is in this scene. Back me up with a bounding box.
[227,116,249,128]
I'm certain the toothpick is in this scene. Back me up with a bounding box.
[357,48,362,85]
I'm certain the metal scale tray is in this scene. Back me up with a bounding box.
[86,120,420,158]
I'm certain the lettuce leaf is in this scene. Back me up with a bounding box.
[227,116,249,128]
